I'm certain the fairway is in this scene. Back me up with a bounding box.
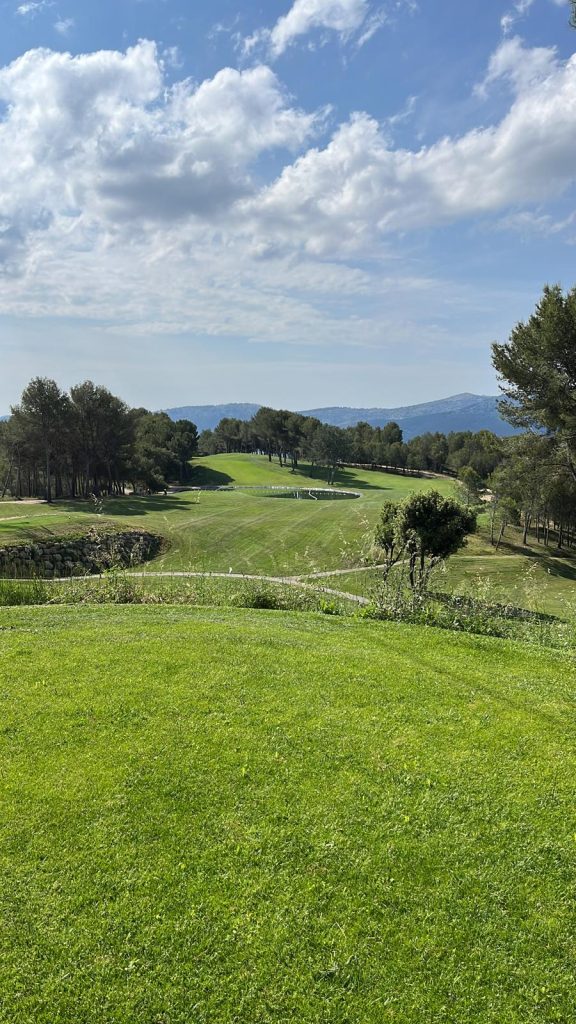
[1,454,576,616]
[0,457,455,578]
[1,605,575,1023]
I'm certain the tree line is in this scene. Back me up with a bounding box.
[199,409,504,482]
[2,281,575,551]
[0,378,198,501]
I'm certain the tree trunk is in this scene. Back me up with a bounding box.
[45,445,52,503]
[0,451,14,499]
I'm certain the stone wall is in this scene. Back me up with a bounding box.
[0,528,162,578]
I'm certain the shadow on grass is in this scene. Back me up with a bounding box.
[487,533,576,562]
[293,463,391,492]
[50,495,201,518]
[188,466,234,487]
[539,556,576,581]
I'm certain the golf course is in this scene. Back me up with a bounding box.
[1,603,575,1024]
[1,453,576,616]
[1,453,576,1023]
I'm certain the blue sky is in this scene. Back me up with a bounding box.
[1,0,575,411]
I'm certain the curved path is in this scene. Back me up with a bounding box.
[19,568,378,606]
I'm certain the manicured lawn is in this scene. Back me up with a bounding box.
[1,455,575,616]
[442,553,576,617]
[1,605,575,1023]
[0,457,455,577]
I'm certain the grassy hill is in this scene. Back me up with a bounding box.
[0,456,454,578]
[1,453,575,616]
[1,604,575,1023]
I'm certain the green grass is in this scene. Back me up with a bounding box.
[0,458,454,577]
[1,455,576,617]
[317,555,576,620]
[1,604,575,1023]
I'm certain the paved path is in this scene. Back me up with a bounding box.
[290,563,384,581]
[4,558,390,606]
[11,568,376,606]
[119,571,371,606]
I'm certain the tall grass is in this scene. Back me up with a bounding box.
[0,577,50,606]
[362,561,576,650]
[0,570,349,615]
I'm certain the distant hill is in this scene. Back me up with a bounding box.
[164,394,517,439]
[164,403,261,432]
[300,394,518,439]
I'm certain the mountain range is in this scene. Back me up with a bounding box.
[164,394,517,440]
[0,393,517,438]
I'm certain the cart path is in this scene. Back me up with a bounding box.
[6,569,377,606]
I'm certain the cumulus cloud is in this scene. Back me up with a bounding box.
[242,38,576,256]
[0,40,319,266]
[244,0,372,58]
[2,37,576,339]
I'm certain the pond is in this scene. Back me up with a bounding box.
[248,487,360,501]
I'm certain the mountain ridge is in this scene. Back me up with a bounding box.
[163,394,517,439]
[1,394,517,438]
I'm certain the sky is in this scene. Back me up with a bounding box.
[1,0,576,412]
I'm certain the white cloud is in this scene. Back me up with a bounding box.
[244,0,371,58]
[387,94,417,128]
[54,17,74,35]
[0,41,319,256]
[500,0,535,35]
[497,209,576,240]
[15,1,51,16]
[244,37,576,256]
[2,37,576,344]
[356,7,388,47]
[475,35,557,97]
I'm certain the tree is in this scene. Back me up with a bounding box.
[69,381,133,497]
[458,465,483,505]
[250,407,278,462]
[13,378,71,503]
[171,420,198,483]
[310,425,349,484]
[489,493,521,551]
[198,429,218,455]
[492,284,576,479]
[374,491,476,591]
[487,435,552,546]
[374,501,403,574]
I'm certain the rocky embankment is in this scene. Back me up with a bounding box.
[0,528,161,578]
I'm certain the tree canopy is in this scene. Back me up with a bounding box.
[492,284,576,478]
[375,491,476,591]
[1,378,198,500]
